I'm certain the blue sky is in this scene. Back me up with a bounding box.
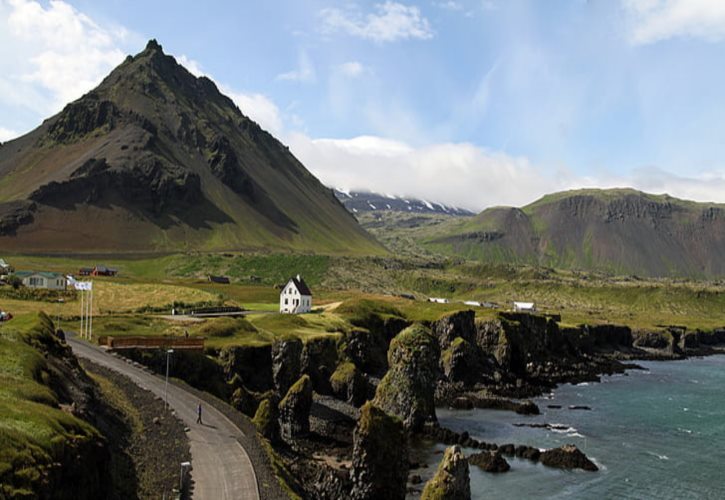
[3,0,725,210]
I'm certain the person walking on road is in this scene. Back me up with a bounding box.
[196,402,203,424]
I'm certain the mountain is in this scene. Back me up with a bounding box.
[334,189,473,216]
[0,40,383,255]
[425,188,725,277]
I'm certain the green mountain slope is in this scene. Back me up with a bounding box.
[425,188,725,277]
[0,40,383,255]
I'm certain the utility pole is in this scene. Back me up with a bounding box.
[164,349,174,409]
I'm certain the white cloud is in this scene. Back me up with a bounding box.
[276,50,316,83]
[320,2,434,43]
[435,1,463,11]
[223,88,285,136]
[0,127,18,142]
[339,61,366,77]
[287,133,565,211]
[286,132,725,211]
[177,54,205,77]
[623,0,725,44]
[0,0,130,114]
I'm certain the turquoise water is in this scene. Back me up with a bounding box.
[419,356,725,499]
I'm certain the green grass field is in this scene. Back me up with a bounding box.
[0,313,102,498]
[3,251,725,351]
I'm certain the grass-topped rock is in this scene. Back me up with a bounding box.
[373,323,440,431]
[253,397,280,443]
[350,402,408,500]
[336,298,410,340]
[279,374,313,441]
[421,445,471,500]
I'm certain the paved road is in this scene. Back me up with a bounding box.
[69,337,260,500]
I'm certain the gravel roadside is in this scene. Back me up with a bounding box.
[82,359,192,499]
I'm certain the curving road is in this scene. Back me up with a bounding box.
[69,338,260,500]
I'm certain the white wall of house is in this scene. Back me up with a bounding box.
[22,274,67,290]
[279,281,312,314]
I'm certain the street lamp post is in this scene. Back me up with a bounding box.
[164,349,174,409]
[56,298,64,331]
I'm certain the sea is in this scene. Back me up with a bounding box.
[415,355,725,499]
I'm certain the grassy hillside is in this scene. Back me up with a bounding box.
[424,188,725,278]
[0,313,107,499]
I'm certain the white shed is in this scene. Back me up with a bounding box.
[280,275,312,314]
[513,301,536,312]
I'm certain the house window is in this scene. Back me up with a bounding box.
[29,277,41,286]
[285,298,288,305]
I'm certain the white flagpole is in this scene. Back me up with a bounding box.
[89,284,93,341]
[80,289,85,339]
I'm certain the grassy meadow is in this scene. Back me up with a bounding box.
[3,249,725,355]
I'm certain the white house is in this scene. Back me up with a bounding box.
[280,275,312,314]
[14,271,67,290]
[464,300,482,307]
[513,301,536,312]
[428,297,450,304]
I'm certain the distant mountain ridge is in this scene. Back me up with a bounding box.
[334,189,474,216]
[0,40,382,255]
[425,188,725,278]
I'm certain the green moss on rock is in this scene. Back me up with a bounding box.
[421,445,470,500]
[374,323,439,431]
[351,402,408,500]
[252,398,280,442]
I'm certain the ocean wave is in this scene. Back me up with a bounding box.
[576,382,590,386]
[566,432,585,438]
[590,457,606,471]
[646,451,670,460]
[677,427,693,434]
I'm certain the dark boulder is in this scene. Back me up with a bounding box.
[539,444,598,471]
[468,451,510,473]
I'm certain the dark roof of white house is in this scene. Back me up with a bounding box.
[289,276,312,296]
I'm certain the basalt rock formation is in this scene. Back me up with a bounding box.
[420,445,471,500]
[374,324,440,431]
[539,444,598,471]
[350,402,409,500]
[279,375,313,441]
[468,451,510,473]
[272,338,303,397]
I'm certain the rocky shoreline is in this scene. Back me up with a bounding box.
[120,308,725,498]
